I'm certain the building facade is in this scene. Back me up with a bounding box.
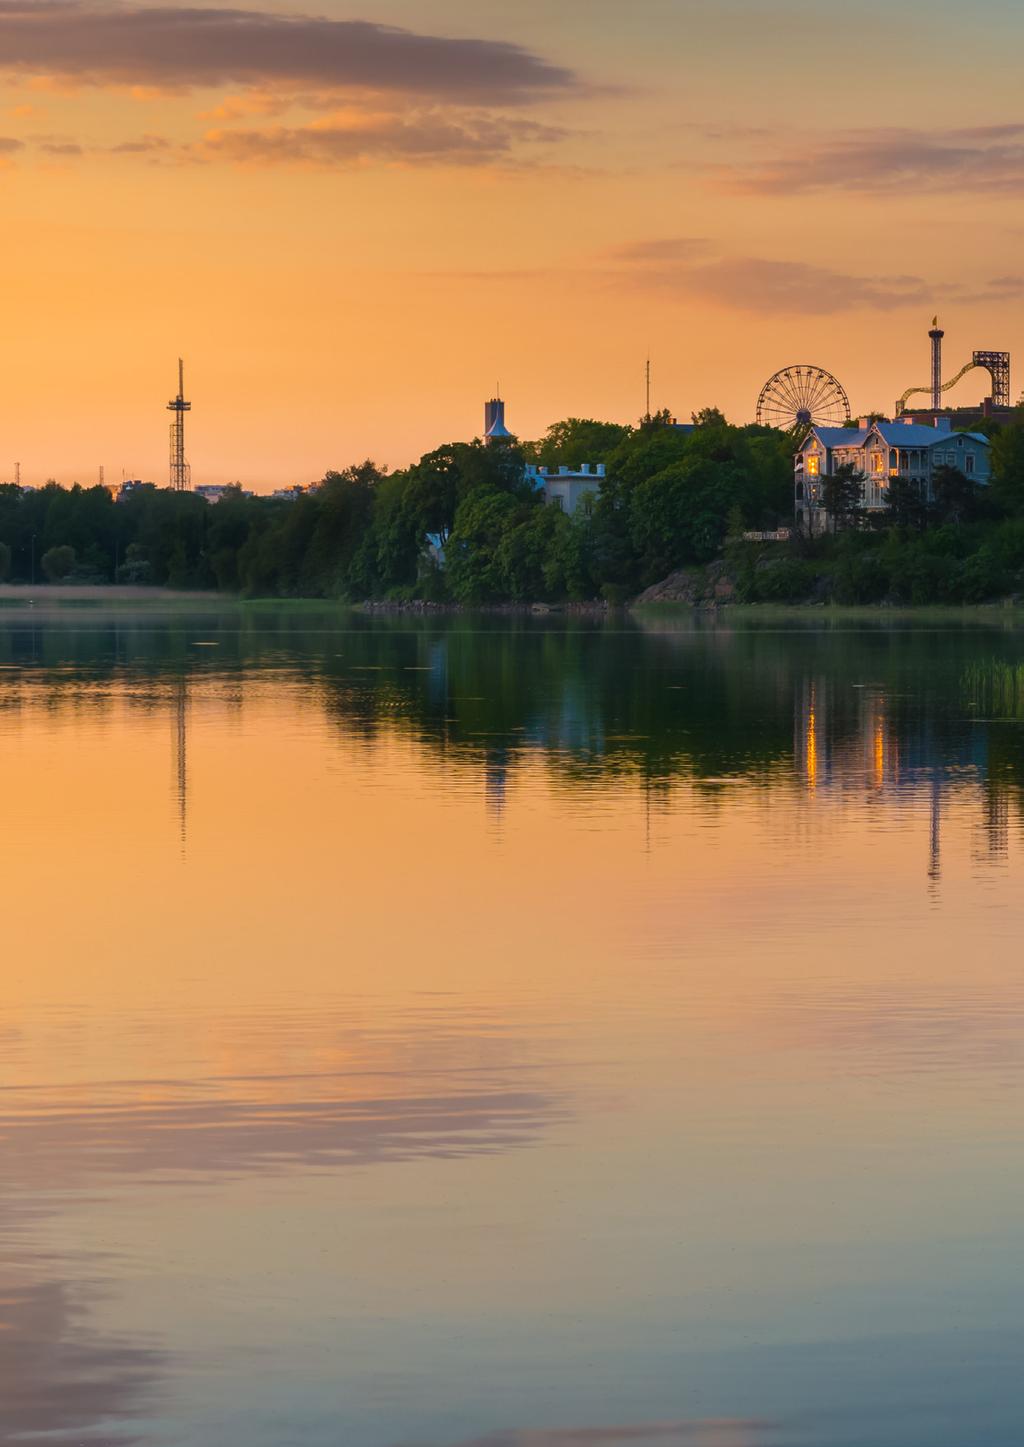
[796,418,991,532]
[525,463,605,517]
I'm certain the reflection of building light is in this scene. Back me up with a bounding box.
[806,701,818,790]
[873,718,885,789]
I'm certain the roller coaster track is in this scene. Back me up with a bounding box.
[897,351,1010,414]
[897,360,984,414]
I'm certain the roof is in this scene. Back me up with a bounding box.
[876,423,952,446]
[806,423,991,451]
[805,427,867,448]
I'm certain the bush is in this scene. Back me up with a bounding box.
[41,544,76,581]
[743,558,818,602]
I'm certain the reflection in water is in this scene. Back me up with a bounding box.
[175,671,188,851]
[1,607,1023,1447]
[0,1273,159,1445]
[405,1424,780,1447]
[0,1073,565,1185]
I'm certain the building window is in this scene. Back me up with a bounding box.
[807,455,820,477]
[965,454,975,474]
[873,452,884,474]
[549,494,564,510]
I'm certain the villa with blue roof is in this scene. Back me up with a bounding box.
[795,417,991,533]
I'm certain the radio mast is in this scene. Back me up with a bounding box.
[167,358,192,491]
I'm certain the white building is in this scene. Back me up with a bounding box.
[796,417,991,532]
[525,463,605,516]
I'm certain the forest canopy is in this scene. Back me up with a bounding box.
[3,408,1024,605]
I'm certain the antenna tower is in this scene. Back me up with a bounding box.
[645,357,651,421]
[167,358,192,491]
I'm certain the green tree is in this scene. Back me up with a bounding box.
[821,463,864,531]
[528,418,629,469]
[0,540,9,581]
[990,424,1024,514]
[41,544,76,581]
[931,465,978,526]
[885,474,928,531]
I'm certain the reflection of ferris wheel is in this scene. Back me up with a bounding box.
[756,365,851,434]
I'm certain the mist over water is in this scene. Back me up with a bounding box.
[1,606,1022,1447]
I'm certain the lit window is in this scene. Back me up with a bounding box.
[873,452,884,474]
[807,455,820,477]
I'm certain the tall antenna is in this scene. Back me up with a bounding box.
[167,357,192,491]
[98,464,104,489]
[645,356,651,421]
[14,462,20,488]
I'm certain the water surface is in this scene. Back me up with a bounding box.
[1,605,1022,1447]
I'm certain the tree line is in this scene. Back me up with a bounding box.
[2,409,1024,604]
[0,412,791,600]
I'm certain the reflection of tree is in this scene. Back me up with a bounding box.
[3,608,1024,827]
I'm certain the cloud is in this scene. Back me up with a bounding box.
[720,122,1024,195]
[197,109,568,168]
[108,132,173,155]
[610,240,931,315]
[37,136,81,154]
[609,237,713,263]
[0,133,22,151]
[0,2,576,103]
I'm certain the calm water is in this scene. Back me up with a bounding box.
[2,605,1023,1447]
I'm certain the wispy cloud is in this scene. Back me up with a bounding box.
[609,239,931,315]
[719,122,1024,194]
[197,110,569,168]
[0,2,576,103]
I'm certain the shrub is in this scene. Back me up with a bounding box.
[40,544,76,582]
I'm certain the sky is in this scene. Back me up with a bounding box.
[2,0,1024,487]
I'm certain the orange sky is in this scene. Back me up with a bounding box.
[2,0,1023,486]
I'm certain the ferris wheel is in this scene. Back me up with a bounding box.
[756,365,851,434]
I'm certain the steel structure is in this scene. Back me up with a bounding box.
[929,319,944,409]
[167,358,192,491]
[896,349,1011,415]
[756,365,851,435]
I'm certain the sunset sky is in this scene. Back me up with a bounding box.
[3,0,1024,486]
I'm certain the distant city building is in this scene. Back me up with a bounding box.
[112,479,155,503]
[270,484,310,501]
[195,484,254,504]
[796,417,991,533]
[526,463,606,517]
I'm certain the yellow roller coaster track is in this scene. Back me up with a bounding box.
[897,359,991,414]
